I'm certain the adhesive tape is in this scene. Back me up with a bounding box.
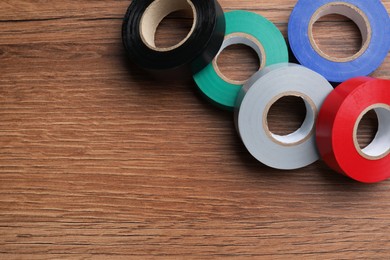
[122,0,225,74]
[288,0,390,82]
[235,63,333,170]
[316,77,390,183]
[194,10,288,110]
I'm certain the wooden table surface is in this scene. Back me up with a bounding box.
[1,0,389,259]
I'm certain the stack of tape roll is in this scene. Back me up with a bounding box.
[235,63,333,170]
[193,10,288,110]
[288,0,390,83]
[317,78,390,183]
[122,0,390,183]
[122,0,226,75]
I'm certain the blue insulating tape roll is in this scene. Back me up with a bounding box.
[288,0,390,83]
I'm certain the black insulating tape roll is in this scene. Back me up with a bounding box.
[122,0,226,75]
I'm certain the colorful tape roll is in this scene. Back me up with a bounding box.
[288,0,390,82]
[122,0,225,75]
[235,63,333,170]
[316,77,390,183]
[194,10,288,110]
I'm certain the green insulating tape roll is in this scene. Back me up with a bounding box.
[193,10,288,110]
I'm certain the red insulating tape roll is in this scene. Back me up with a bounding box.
[316,77,390,183]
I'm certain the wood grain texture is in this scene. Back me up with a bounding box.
[0,0,389,259]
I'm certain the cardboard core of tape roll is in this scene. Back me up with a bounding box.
[140,0,197,52]
[213,33,266,85]
[263,92,317,146]
[353,104,390,160]
[308,2,372,63]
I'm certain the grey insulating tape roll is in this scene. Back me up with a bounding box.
[235,63,334,170]
[122,0,226,75]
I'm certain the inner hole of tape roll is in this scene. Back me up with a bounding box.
[355,106,390,159]
[214,34,264,85]
[140,0,196,52]
[309,2,371,62]
[267,95,315,145]
[356,110,379,150]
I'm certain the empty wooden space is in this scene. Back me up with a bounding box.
[0,0,389,259]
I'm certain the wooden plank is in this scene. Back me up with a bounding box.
[0,0,389,258]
